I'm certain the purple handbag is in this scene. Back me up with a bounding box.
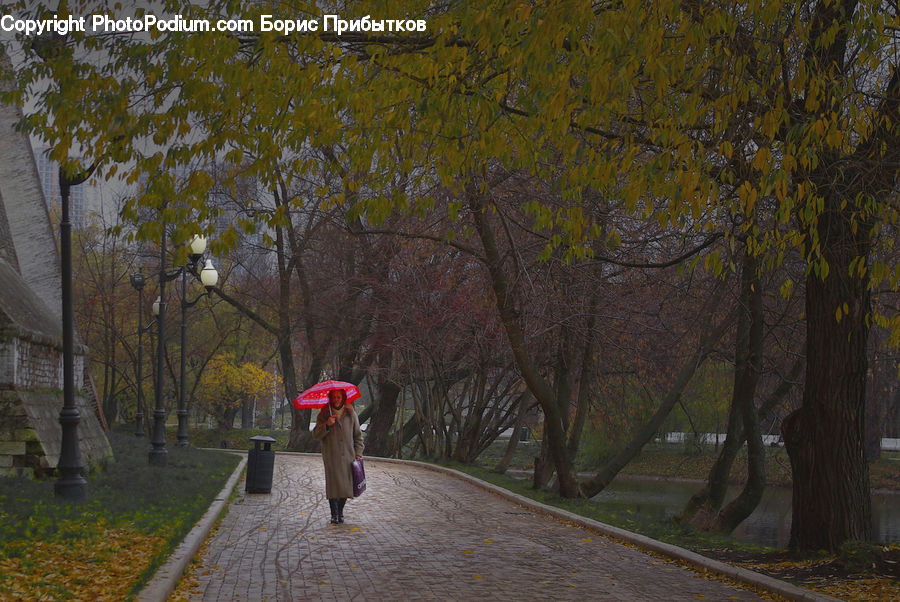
[351,458,366,497]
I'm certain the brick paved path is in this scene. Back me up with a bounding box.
[178,454,762,601]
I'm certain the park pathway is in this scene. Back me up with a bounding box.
[172,454,771,601]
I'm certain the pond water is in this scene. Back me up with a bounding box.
[592,476,899,548]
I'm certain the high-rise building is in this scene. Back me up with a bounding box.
[34,147,94,229]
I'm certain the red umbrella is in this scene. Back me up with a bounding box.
[292,380,362,409]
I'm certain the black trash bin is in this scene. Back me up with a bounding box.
[245,435,277,493]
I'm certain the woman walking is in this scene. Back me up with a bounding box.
[312,388,364,524]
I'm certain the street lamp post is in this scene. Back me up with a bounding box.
[176,236,218,447]
[54,169,88,500]
[32,20,94,500]
[129,271,156,437]
[149,226,180,466]
[149,230,218,462]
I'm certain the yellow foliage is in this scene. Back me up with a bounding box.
[10,0,900,349]
[735,552,900,602]
[0,522,170,600]
[196,353,281,422]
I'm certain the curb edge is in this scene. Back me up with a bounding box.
[136,454,247,602]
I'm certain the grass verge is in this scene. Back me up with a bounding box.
[0,430,241,600]
[477,439,899,491]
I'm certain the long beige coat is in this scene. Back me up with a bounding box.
[312,404,364,499]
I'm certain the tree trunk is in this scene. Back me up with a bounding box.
[783,194,873,551]
[291,354,327,449]
[363,376,401,457]
[284,333,313,449]
[681,253,761,527]
[271,215,313,451]
[889,388,900,439]
[221,406,238,431]
[356,403,373,424]
[566,290,599,461]
[241,400,253,429]
[495,393,533,473]
[533,432,555,490]
[495,429,521,474]
[712,395,765,532]
[102,315,116,424]
[710,254,766,533]
[864,365,882,461]
[399,413,420,456]
[681,357,803,526]
[680,396,743,525]
[469,194,580,497]
[452,374,482,463]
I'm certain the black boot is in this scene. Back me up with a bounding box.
[328,499,338,524]
[337,498,346,523]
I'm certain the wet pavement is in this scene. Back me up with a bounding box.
[173,453,769,601]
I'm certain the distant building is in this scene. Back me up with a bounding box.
[33,146,94,229]
[136,159,271,273]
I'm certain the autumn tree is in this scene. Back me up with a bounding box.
[196,353,279,431]
[72,214,141,425]
[11,0,900,551]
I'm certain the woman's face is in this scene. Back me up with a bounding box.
[329,390,346,408]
